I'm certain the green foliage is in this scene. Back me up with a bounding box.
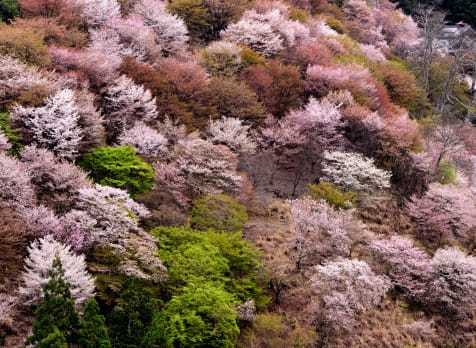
[240,47,266,67]
[190,194,248,232]
[79,298,111,348]
[0,112,22,154]
[26,257,80,347]
[0,24,51,67]
[442,0,476,27]
[108,277,158,348]
[145,283,239,348]
[437,161,457,185]
[36,327,68,348]
[78,146,154,197]
[308,181,357,209]
[167,0,210,40]
[151,226,266,306]
[0,0,19,23]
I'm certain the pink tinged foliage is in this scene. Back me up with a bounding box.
[406,183,476,242]
[427,247,476,316]
[153,161,189,208]
[0,152,36,211]
[21,146,91,212]
[89,15,161,62]
[359,43,387,63]
[74,184,150,245]
[11,89,82,160]
[157,116,188,151]
[288,199,359,268]
[0,56,53,108]
[133,0,189,56]
[322,151,392,191]
[370,236,431,298]
[75,0,120,27]
[0,131,11,152]
[175,135,242,197]
[221,10,284,57]
[49,46,121,87]
[207,116,256,154]
[19,235,95,306]
[118,122,167,158]
[311,258,391,331]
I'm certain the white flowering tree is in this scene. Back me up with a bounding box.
[426,247,476,317]
[311,258,390,331]
[207,116,256,154]
[73,184,150,245]
[133,0,189,56]
[118,122,167,158]
[0,130,11,152]
[175,135,242,197]
[12,89,82,160]
[0,152,36,211]
[102,75,158,143]
[322,151,392,191]
[77,0,120,27]
[19,235,95,306]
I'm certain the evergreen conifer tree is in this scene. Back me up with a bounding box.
[78,298,111,348]
[26,256,80,347]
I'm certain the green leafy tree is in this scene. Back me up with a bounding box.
[307,181,357,209]
[79,298,111,348]
[108,278,157,348]
[26,257,80,347]
[145,283,239,348]
[0,0,19,23]
[78,146,154,197]
[190,194,248,232]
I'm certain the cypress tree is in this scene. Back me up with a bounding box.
[78,298,111,348]
[26,256,80,347]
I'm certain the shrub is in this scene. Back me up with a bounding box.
[190,194,248,232]
[78,146,154,197]
[307,181,357,209]
[0,0,19,22]
[0,24,50,67]
[0,113,22,154]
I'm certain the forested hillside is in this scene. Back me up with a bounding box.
[0,0,475,347]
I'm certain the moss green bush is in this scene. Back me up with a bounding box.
[0,112,22,154]
[78,146,154,197]
[308,181,357,209]
[190,194,248,232]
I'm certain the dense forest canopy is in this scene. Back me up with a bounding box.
[0,0,476,347]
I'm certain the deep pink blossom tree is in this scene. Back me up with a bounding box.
[370,236,431,299]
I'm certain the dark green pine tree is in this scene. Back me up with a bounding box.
[35,327,68,348]
[108,278,156,348]
[25,256,80,347]
[78,298,111,348]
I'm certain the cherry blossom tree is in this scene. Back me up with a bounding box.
[118,122,167,158]
[0,152,36,211]
[311,258,390,331]
[175,135,242,197]
[153,161,189,208]
[49,46,122,88]
[19,235,95,306]
[370,236,431,299]
[221,11,284,57]
[73,184,150,245]
[359,43,387,63]
[101,75,158,143]
[89,15,160,62]
[426,247,476,317]
[288,198,361,270]
[207,116,256,154]
[21,146,91,213]
[406,183,476,244]
[321,151,392,191]
[133,0,189,56]
[11,89,82,160]
[76,0,120,27]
